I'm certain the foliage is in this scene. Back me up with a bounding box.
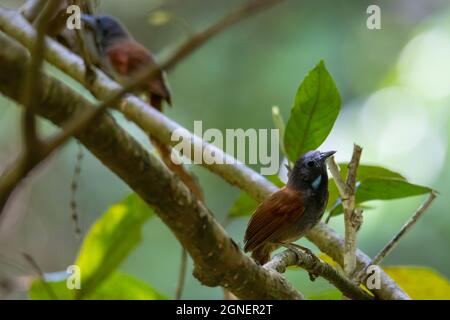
[228,61,433,219]
[29,194,165,300]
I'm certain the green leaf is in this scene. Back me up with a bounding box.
[308,290,342,300]
[356,178,432,202]
[75,193,154,298]
[284,60,341,162]
[384,266,450,300]
[29,272,166,300]
[228,175,285,218]
[328,178,432,216]
[327,164,407,211]
[29,279,74,300]
[85,272,167,300]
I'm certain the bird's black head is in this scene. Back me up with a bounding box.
[82,15,130,49]
[287,150,336,193]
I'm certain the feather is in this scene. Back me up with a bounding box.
[244,187,304,252]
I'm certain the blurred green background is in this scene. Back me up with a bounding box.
[0,0,449,299]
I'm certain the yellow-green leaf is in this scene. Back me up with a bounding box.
[29,272,166,300]
[384,266,450,300]
[75,193,154,298]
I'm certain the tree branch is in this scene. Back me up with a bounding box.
[343,144,363,276]
[19,0,47,22]
[0,7,409,300]
[355,191,437,282]
[263,250,373,300]
[326,145,363,276]
[0,31,304,300]
[175,247,188,300]
[0,0,59,215]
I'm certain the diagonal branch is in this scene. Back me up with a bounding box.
[343,144,363,276]
[326,145,363,276]
[0,9,409,300]
[355,191,437,282]
[0,0,59,215]
[0,31,304,300]
[263,250,373,300]
[0,0,283,216]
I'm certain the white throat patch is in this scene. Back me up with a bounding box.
[311,175,322,190]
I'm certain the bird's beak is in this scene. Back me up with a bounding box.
[320,150,336,161]
[81,14,96,31]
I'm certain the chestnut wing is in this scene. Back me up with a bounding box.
[107,42,171,102]
[244,187,304,252]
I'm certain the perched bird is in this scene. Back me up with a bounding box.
[244,150,336,265]
[81,15,203,200]
[81,14,171,110]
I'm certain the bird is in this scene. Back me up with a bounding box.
[244,150,336,265]
[80,14,171,110]
[81,15,204,200]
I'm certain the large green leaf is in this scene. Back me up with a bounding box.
[29,272,166,300]
[74,193,154,298]
[328,178,432,216]
[356,178,432,202]
[228,175,285,218]
[327,164,407,211]
[284,60,341,162]
[384,266,450,300]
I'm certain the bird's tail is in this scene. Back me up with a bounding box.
[151,137,204,201]
[149,95,203,201]
[251,245,272,265]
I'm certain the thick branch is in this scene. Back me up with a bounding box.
[0,31,304,300]
[264,250,373,300]
[0,8,409,300]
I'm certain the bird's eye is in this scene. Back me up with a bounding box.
[307,161,315,168]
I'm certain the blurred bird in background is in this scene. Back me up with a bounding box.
[81,14,203,200]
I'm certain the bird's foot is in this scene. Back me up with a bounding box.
[281,243,314,256]
[279,243,321,281]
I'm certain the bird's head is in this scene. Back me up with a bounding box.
[288,150,336,192]
[81,15,130,50]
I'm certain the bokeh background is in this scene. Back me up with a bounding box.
[0,0,449,299]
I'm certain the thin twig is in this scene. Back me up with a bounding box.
[19,0,47,22]
[326,156,347,198]
[355,191,437,282]
[0,0,59,215]
[263,250,373,300]
[0,0,282,217]
[44,0,285,152]
[70,141,83,238]
[343,144,363,276]
[326,145,363,276]
[0,6,410,300]
[22,253,58,300]
[175,248,187,300]
[74,0,96,84]
[0,33,306,300]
